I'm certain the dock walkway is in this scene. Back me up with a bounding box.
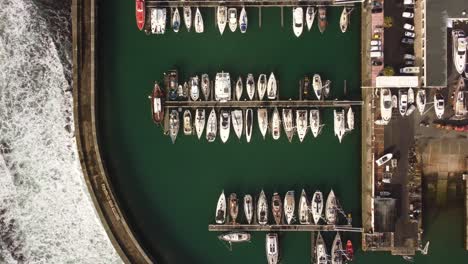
[165,100,363,109]
[146,0,364,8]
[208,224,363,232]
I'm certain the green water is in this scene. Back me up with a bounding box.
[97,1,468,263]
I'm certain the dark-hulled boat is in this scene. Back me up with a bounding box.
[272,192,282,225]
[229,193,239,224]
[318,6,327,34]
[136,0,145,30]
[149,82,164,124]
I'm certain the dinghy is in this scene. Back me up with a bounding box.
[169,110,179,144]
[306,6,316,31]
[206,108,217,142]
[267,72,277,100]
[266,233,279,264]
[201,74,210,100]
[183,6,192,32]
[292,6,304,37]
[298,189,310,224]
[313,74,322,100]
[272,192,283,225]
[194,7,204,33]
[257,108,268,139]
[282,108,294,142]
[257,74,267,100]
[172,8,181,33]
[231,110,243,140]
[217,6,227,35]
[235,77,243,100]
[309,109,320,138]
[296,109,308,142]
[183,109,192,135]
[194,109,205,139]
[257,190,268,225]
[284,190,295,224]
[325,189,337,224]
[246,74,256,100]
[245,108,253,143]
[228,8,237,32]
[219,110,231,143]
[244,195,253,224]
[271,107,281,140]
[215,191,226,224]
[311,191,323,224]
[416,89,426,114]
[239,7,248,33]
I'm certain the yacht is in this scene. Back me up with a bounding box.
[183,6,192,32]
[182,82,189,99]
[434,92,445,119]
[172,8,181,33]
[309,109,320,138]
[239,7,248,33]
[245,108,253,143]
[190,76,200,101]
[298,189,310,224]
[228,8,238,32]
[454,77,466,118]
[258,190,268,225]
[318,6,327,34]
[347,107,354,131]
[215,72,231,102]
[183,110,192,135]
[194,109,205,139]
[416,89,426,114]
[257,108,268,139]
[399,89,408,116]
[231,110,243,140]
[293,7,304,37]
[219,110,231,143]
[340,7,351,33]
[266,233,279,264]
[206,108,217,142]
[169,110,179,144]
[151,8,166,34]
[312,74,322,100]
[135,0,145,31]
[296,109,308,142]
[272,193,283,225]
[218,232,251,243]
[325,189,337,224]
[284,190,295,224]
[331,232,343,264]
[380,88,392,123]
[167,70,178,100]
[306,6,316,31]
[217,6,227,35]
[334,109,346,143]
[229,193,239,224]
[215,191,226,224]
[201,74,210,100]
[246,74,256,100]
[452,30,467,74]
[311,191,323,224]
[244,195,253,224]
[267,72,277,100]
[271,107,281,140]
[194,7,204,33]
[282,108,294,142]
[316,232,327,264]
[235,77,243,100]
[257,74,267,100]
[149,82,164,125]
[408,87,414,104]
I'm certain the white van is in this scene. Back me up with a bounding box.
[371,51,383,58]
[404,23,415,31]
[404,54,416,60]
[404,0,415,5]
[400,67,420,74]
[402,12,414,18]
[370,45,381,51]
[371,40,382,45]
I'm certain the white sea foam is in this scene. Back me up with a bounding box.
[0,0,121,263]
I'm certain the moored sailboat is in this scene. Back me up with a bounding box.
[284,190,295,224]
[332,232,343,264]
[215,191,226,224]
[172,8,181,33]
[219,110,231,143]
[217,6,227,35]
[194,109,205,139]
[239,7,248,33]
[271,107,281,140]
[267,72,277,100]
[316,232,327,264]
[257,74,267,100]
[416,89,426,114]
[318,6,327,34]
[218,232,251,243]
[190,76,200,101]
[201,74,210,100]
[347,107,354,131]
[245,108,253,143]
[244,195,253,224]
[340,7,350,33]
[272,192,283,225]
[183,6,192,32]
[282,108,294,142]
[257,108,268,139]
[229,193,239,224]
[169,110,179,144]
[246,74,256,100]
[266,233,279,264]
[194,7,204,33]
[183,110,192,135]
[309,109,320,138]
[149,82,164,124]
[228,8,237,32]
[231,110,243,140]
[235,77,243,100]
[206,108,217,142]
[311,191,323,224]
[306,6,316,31]
[136,0,146,31]
[334,109,346,143]
[313,74,322,100]
[296,109,308,142]
[258,190,268,225]
[325,189,337,224]
[298,189,310,224]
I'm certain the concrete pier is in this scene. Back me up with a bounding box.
[208,224,363,232]
[146,0,364,8]
[164,100,363,109]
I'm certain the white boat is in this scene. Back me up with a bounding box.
[194,7,204,33]
[452,30,467,74]
[298,189,310,224]
[309,109,320,138]
[215,72,231,102]
[405,104,416,116]
[206,108,217,142]
[194,109,205,139]
[392,94,398,109]
[399,89,408,116]
[183,109,192,135]
[190,76,200,101]
[312,74,322,100]
[244,194,253,224]
[231,110,243,140]
[454,90,466,118]
[316,232,327,264]
[228,8,237,32]
[151,8,166,34]
[267,72,277,100]
[306,6,316,31]
[340,7,350,33]
[215,191,226,224]
[282,108,294,142]
[183,6,192,32]
[380,88,392,122]
[239,7,248,33]
[201,74,210,100]
[246,74,256,100]
[217,6,227,35]
[331,232,343,264]
[325,190,337,224]
[218,232,251,243]
[257,74,267,100]
[172,8,181,33]
[235,77,243,100]
[257,190,268,225]
[219,110,230,143]
[296,109,308,142]
[292,7,304,37]
[266,233,279,264]
[311,191,323,224]
[271,107,281,140]
[284,190,295,224]
[375,153,393,166]
[416,89,426,114]
[434,92,445,119]
[408,87,414,104]
[347,107,354,131]
[334,109,346,143]
[245,109,253,143]
[317,6,327,34]
[257,108,268,139]
[169,110,179,144]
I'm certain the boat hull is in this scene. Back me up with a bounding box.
[257,190,268,225]
[206,109,217,142]
[244,195,253,224]
[257,108,268,139]
[246,74,256,100]
[284,191,295,224]
[272,193,283,225]
[194,109,205,139]
[245,109,253,142]
[312,191,323,224]
[136,0,146,30]
[215,191,226,224]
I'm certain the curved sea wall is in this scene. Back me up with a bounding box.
[72,0,153,263]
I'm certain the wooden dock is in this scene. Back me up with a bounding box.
[164,100,363,109]
[146,0,364,8]
[208,224,363,232]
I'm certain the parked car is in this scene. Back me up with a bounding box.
[405,60,415,66]
[373,32,381,39]
[404,23,415,30]
[371,51,383,58]
[371,45,381,51]
[372,7,383,13]
[404,31,416,38]
[371,40,382,45]
[376,153,393,166]
[404,54,416,60]
[404,0,415,5]
[402,12,414,18]
[402,38,414,44]
[400,67,420,74]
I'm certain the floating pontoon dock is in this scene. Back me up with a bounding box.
[164,100,363,109]
[146,0,364,8]
[208,224,363,232]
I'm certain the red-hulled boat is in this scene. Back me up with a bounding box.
[136,0,145,30]
[150,82,164,124]
[346,240,354,261]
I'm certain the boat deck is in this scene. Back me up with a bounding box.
[208,224,363,232]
